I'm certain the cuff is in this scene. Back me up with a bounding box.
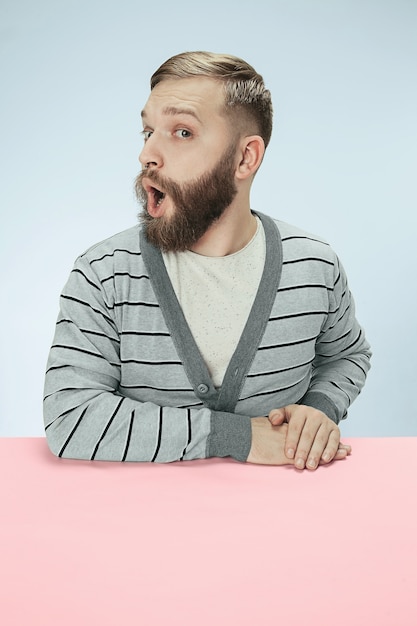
[298,391,340,424]
[207,411,252,462]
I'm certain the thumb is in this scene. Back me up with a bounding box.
[268,408,287,426]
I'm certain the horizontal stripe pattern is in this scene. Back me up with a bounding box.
[43,218,371,462]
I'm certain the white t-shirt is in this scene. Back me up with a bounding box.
[162,217,266,387]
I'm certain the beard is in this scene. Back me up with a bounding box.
[134,142,238,252]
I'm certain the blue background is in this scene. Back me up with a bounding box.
[1,0,416,437]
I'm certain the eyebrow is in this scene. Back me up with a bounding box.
[141,106,202,123]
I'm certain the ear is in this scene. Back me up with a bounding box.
[235,135,265,180]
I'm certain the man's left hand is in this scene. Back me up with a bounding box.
[268,404,351,470]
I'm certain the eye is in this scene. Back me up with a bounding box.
[141,129,153,141]
[174,129,192,139]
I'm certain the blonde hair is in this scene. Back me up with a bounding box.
[150,51,273,148]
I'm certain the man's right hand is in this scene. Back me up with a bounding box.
[247,417,349,468]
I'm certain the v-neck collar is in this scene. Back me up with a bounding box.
[140,211,283,413]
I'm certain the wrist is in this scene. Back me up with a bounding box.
[298,392,339,423]
[208,411,252,461]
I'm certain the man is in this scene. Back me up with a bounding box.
[43,51,371,470]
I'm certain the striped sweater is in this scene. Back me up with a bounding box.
[43,212,371,462]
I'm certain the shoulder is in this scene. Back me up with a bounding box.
[273,218,329,247]
[270,218,337,265]
[257,214,340,286]
[72,225,149,287]
[78,225,143,262]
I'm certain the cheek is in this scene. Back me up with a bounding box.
[167,162,206,184]
[165,136,229,182]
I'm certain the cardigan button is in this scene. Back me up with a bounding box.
[197,383,209,394]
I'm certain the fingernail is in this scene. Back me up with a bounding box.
[322,452,331,462]
[307,458,316,469]
[296,458,304,469]
[287,448,294,459]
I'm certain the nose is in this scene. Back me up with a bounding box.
[139,133,163,170]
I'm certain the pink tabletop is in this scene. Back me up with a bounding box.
[1,437,416,626]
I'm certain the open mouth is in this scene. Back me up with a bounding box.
[152,187,166,208]
[142,178,167,217]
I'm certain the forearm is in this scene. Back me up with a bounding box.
[44,292,251,462]
[300,334,371,423]
[44,348,251,463]
[44,369,204,461]
[43,258,201,462]
[298,254,371,422]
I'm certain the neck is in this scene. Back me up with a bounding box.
[190,203,257,257]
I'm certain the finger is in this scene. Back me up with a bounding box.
[292,418,321,469]
[338,442,352,455]
[305,424,334,470]
[268,408,287,426]
[283,413,307,461]
[318,449,346,465]
[318,445,349,466]
[321,429,342,464]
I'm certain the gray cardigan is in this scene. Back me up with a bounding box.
[43,212,371,462]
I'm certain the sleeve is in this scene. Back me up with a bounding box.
[43,256,252,463]
[299,254,372,423]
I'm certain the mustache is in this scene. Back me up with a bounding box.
[134,169,180,205]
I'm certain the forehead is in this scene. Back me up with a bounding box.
[142,76,226,121]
